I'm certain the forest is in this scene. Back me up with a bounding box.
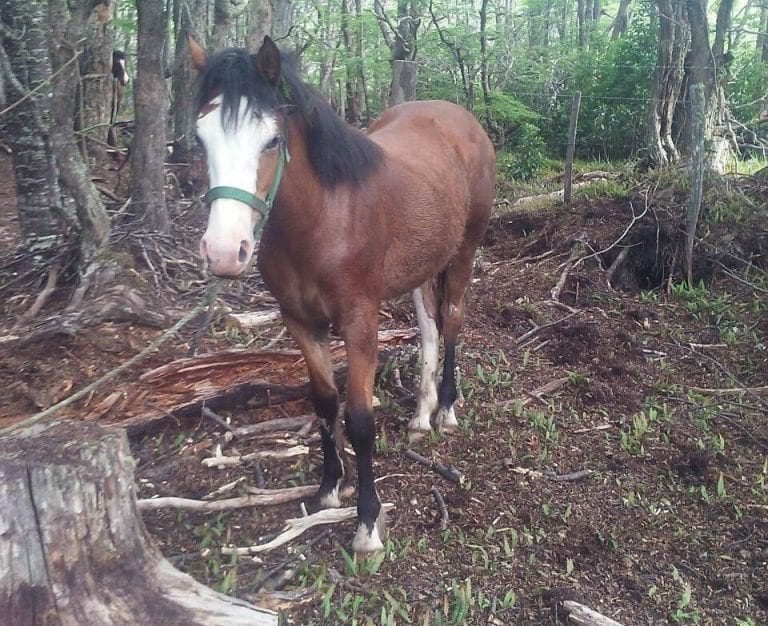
[1,1,767,625]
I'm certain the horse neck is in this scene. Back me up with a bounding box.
[275,118,327,219]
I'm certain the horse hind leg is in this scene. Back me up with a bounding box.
[282,315,344,509]
[408,283,440,438]
[435,244,480,431]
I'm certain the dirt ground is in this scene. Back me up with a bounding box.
[1,151,767,625]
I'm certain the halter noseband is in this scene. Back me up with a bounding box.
[202,138,290,235]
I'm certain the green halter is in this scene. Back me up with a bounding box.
[202,138,290,234]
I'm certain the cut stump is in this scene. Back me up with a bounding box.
[0,420,277,626]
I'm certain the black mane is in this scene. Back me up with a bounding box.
[196,47,383,188]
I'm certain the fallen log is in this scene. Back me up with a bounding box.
[0,420,277,625]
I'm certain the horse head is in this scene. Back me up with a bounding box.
[190,36,288,278]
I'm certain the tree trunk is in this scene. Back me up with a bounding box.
[0,420,277,625]
[340,0,361,123]
[687,0,734,173]
[272,0,294,39]
[646,0,689,168]
[759,4,768,61]
[611,0,632,39]
[246,0,273,51]
[389,60,417,106]
[0,1,70,246]
[170,0,206,164]
[577,0,587,48]
[131,0,169,232]
[78,1,116,162]
[48,0,112,261]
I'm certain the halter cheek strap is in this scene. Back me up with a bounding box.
[202,139,290,235]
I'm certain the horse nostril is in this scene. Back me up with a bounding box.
[238,241,250,264]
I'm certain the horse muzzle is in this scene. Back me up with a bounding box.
[200,234,254,278]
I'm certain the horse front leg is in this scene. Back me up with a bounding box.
[281,314,344,509]
[341,307,384,553]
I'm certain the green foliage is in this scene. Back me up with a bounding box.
[486,93,547,180]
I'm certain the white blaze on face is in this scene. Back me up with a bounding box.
[197,96,278,277]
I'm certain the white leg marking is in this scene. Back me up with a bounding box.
[351,510,386,553]
[318,482,342,509]
[436,405,459,430]
[409,287,439,433]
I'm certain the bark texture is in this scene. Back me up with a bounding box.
[647,0,689,167]
[170,0,207,163]
[0,420,277,626]
[131,0,169,231]
[48,0,111,259]
[0,1,71,245]
[78,1,115,161]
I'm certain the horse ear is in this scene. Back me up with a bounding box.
[188,35,207,72]
[253,36,281,86]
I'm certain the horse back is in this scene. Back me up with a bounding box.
[367,101,496,297]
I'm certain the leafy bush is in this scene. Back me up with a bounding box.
[482,93,546,180]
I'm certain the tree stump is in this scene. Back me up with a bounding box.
[0,420,277,626]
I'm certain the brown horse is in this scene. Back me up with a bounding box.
[190,37,495,552]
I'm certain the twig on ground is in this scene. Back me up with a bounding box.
[688,385,768,395]
[545,469,592,482]
[431,486,449,530]
[572,198,649,271]
[232,415,314,440]
[202,406,234,432]
[561,600,625,626]
[515,312,579,347]
[203,476,247,500]
[404,449,463,485]
[551,243,584,301]
[202,445,309,468]
[510,467,591,482]
[137,484,318,512]
[222,503,396,554]
[518,377,570,407]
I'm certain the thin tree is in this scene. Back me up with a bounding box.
[131,0,169,232]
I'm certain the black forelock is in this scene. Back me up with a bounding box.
[195,46,382,188]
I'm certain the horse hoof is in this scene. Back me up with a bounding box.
[407,428,430,443]
[352,522,385,553]
[317,488,341,509]
[435,406,459,431]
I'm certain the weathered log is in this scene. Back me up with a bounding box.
[0,420,277,626]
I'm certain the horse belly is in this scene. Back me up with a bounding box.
[381,206,467,299]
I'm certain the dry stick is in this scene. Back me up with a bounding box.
[202,446,309,468]
[573,198,649,271]
[605,246,630,287]
[232,415,314,440]
[0,284,221,436]
[222,503,396,555]
[688,385,768,395]
[137,485,319,512]
[404,449,463,485]
[11,264,60,331]
[201,406,234,432]
[500,376,571,410]
[561,600,625,626]
[431,486,449,531]
[515,312,579,347]
[545,469,592,482]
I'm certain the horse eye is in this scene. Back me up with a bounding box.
[265,136,279,150]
